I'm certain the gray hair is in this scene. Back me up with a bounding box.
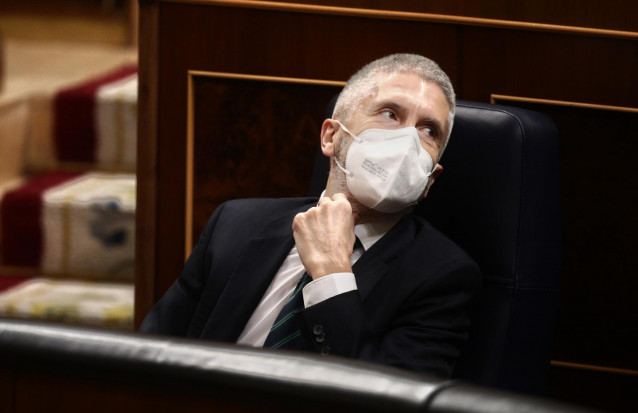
[333,53,456,146]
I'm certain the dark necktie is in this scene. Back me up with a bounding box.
[263,271,311,349]
[263,237,363,350]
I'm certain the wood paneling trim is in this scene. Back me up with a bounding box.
[135,1,160,327]
[491,94,638,114]
[551,360,638,377]
[160,0,638,40]
[188,70,346,87]
[185,73,194,261]
[185,70,345,256]
[128,0,139,46]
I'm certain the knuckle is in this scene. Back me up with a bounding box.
[293,212,304,225]
[336,199,351,210]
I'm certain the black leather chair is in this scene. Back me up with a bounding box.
[309,98,562,395]
[0,319,592,413]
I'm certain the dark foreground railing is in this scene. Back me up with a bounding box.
[0,319,596,413]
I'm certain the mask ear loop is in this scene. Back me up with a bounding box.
[333,119,362,142]
[332,119,360,176]
[427,163,438,177]
[333,157,351,176]
[411,164,438,206]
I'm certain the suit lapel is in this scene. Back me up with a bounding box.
[200,203,312,342]
[201,234,295,342]
[353,215,416,301]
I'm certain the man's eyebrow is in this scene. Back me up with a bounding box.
[373,99,405,113]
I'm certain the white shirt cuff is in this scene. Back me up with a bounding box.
[302,272,358,307]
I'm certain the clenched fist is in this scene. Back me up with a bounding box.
[292,193,359,279]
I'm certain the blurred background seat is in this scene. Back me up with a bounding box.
[0,1,138,329]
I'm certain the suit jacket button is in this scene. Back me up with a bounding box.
[313,325,324,335]
[315,333,325,343]
[320,345,331,356]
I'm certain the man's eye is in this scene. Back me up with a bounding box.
[419,126,436,138]
[380,110,396,120]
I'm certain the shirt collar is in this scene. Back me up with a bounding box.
[354,218,401,251]
[318,191,402,251]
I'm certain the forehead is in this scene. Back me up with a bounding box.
[365,72,449,120]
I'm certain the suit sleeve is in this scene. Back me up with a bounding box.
[138,203,226,336]
[300,258,481,378]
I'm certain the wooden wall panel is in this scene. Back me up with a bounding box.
[189,73,342,250]
[134,0,159,326]
[462,29,637,106]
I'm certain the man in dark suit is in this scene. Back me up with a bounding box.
[140,54,481,378]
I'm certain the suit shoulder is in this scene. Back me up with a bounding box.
[200,197,315,237]
[402,215,481,293]
[408,214,478,268]
[220,197,316,218]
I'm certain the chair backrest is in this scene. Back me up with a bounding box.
[309,99,562,395]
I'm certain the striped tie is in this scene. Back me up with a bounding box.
[264,237,362,350]
[263,271,311,350]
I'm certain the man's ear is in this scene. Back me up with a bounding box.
[422,164,443,199]
[320,119,340,157]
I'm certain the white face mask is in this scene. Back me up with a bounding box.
[333,120,437,213]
